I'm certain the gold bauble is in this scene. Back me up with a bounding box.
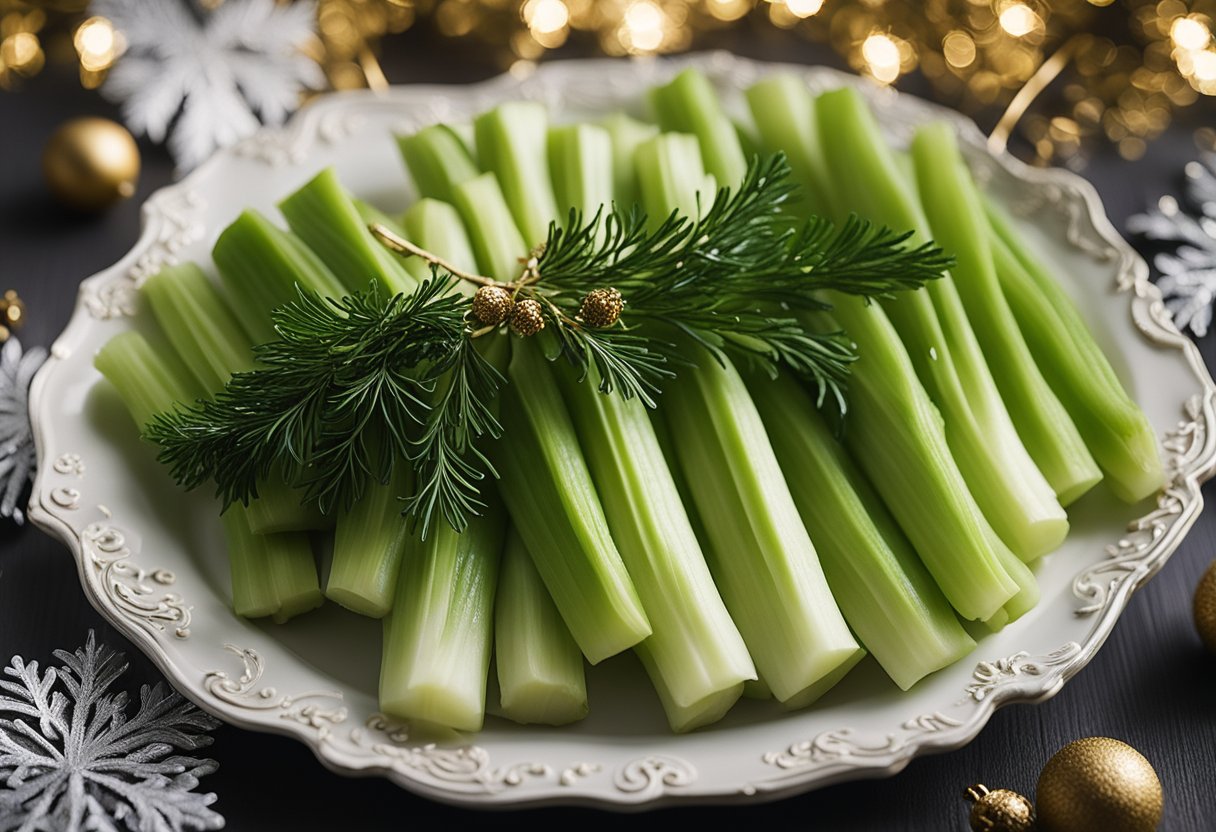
[42,117,140,213]
[1036,737,1163,832]
[965,784,1035,832]
[1194,559,1216,652]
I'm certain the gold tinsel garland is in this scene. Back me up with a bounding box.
[2,0,1214,164]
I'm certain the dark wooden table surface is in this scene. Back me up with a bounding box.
[3,33,1216,831]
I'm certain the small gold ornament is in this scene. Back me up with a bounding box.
[1036,737,1164,832]
[472,285,514,326]
[509,299,545,337]
[42,117,140,213]
[0,291,25,342]
[964,784,1035,832]
[579,287,624,328]
[1194,559,1216,652]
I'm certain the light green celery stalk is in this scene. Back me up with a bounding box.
[638,128,860,702]
[495,530,588,725]
[94,331,321,621]
[475,101,560,247]
[379,505,505,731]
[402,198,479,296]
[139,262,324,535]
[550,120,754,730]
[650,68,747,185]
[397,123,480,204]
[210,209,347,345]
[743,75,834,212]
[352,198,430,283]
[985,202,1164,503]
[814,87,1081,555]
[747,373,976,690]
[452,173,530,281]
[600,112,658,208]
[278,168,416,296]
[912,123,1099,516]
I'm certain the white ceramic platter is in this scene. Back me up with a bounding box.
[28,52,1216,810]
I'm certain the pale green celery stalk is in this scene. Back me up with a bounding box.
[325,466,412,618]
[397,123,480,204]
[550,120,754,730]
[140,262,323,535]
[659,357,861,704]
[353,199,430,283]
[650,68,747,185]
[986,202,1164,503]
[379,504,505,731]
[747,373,976,690]
[600,112,658,208]
[402,198,479,296]
[913,123,1098,515]
[495,338,651,663]
[278,168,416,296]
[744,74,835,214]
[94,331,321,621]
[474,101,560,246]
[495,529,588,725]
[638,127,860,702]
[452,173,530,281]
[813,302,1020,621]
[815,88,1079,557]
[211,210,347,344]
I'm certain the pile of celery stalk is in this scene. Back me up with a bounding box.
[94,69,1163,734]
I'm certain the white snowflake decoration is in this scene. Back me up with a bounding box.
[0,632,223,832]
[0,336,46,525]
[98,0,325,171]
[1128,155,1216,338]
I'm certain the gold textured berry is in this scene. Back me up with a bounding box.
[472,285,514,326]
[579,287,624,328]
[509,299,545,337]
[1036,737,1163,832]
[964,784,1035,832]
[1194,559,1216,652]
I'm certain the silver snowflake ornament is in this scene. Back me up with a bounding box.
[0,632,223,832]
[1128,155,1216,337]
[0,336,46,525]
[98,0,325,171]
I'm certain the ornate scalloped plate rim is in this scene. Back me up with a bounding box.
[26,52,1216,810]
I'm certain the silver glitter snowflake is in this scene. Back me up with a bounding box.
[0,632,223,832]
[0,336,45,525]
[1128,155,1216,337]
[97,0,325,170]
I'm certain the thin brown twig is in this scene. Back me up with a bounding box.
[369,223,504,289]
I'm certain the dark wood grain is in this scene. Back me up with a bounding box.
[2,37,1215,831]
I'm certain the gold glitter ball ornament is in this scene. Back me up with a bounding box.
[472,285,514,326]
[1036,737,1164,832]
[964,784,1035,832]
[42,117,140,213]
[1194,559,1216,652]
[0,290,25,343]
[509,299,545,337]
[579,287,624,328]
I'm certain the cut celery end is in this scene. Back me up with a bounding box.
[814,88,1075,557]
[267,532,324,624]
[219,506,277,618]
[822,299,1020,622]
[475,101,560,247]
[637,645,745,733]
[661,355,861,704]
[560,370,755,722]
[495,529,589,726]
[986,202,1164,503]
[650,69,747,186]
[379,505,504,732]
[548,123,615,221]
[327,465,413,618]
[745,75,834,213]
[748,373,977,691]
[912,123,1101,510]
[451,173,529,282]
[634,133,717,231]
[212,209,348,344]
[403,198,479,293]
[494,340,651,664]
[993,532,1040,624]
[600,112,658,208]
[278,168,416,296]
[780,649,869,712]
[397,124,480,204]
